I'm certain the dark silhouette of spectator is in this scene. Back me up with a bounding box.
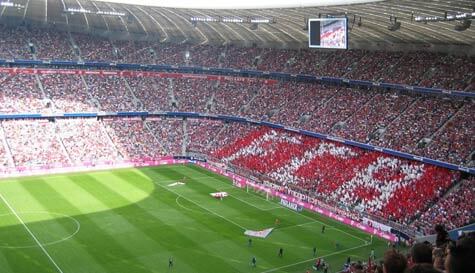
[445,234,475,273]
[435,225,451,248]
[409,242,433,266]
[383,250,407,273]
[408,263,441,273]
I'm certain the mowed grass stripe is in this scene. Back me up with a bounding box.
[178,166,364,254]
[0,165,393,273]
[143,166,316,270]
[0,194,58,273]
[138,168,285,271]
[68,174,206,272]
[31,174,198,273]
[19,177,128,273]
[145,167,289,230]
[189,164,369,245]
[142,166,352,271]
[87,172,248,273]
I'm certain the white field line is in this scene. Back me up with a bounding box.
[182,166,368,244]
[260,242,370,273]
[0,193,65,273]
[182,168,282,211]
[275,220,320,231]
[281,203,368,244]
[229,195,281,211]
[154,181,248,230]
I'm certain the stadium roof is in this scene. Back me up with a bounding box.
[1,0,474,50]
[94,0,383,9]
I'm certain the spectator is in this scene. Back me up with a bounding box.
[409,242,433,266]
[383,250,407,273]
[445,234,475,273]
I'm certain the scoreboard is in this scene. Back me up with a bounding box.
[308,18,348,49]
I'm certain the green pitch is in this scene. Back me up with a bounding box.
[0,164,390,273]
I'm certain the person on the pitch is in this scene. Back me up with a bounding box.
[321,225,325,233]
[313,246,317,257]
[275,218,280,226]
[323,263,329,273]
[168,256,173,268]
[248,238,252,247]
[278,247,283,257]
[251,256,257,267]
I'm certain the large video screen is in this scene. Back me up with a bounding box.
[308,18,348,49]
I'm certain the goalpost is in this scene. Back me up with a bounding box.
[246,185,273,201]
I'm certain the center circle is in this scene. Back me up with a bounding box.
[0,211,80,249]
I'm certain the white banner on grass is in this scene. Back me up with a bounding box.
[244,228,274,238]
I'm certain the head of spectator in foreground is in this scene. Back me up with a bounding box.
[435,224,450,248]
[409,242,433,265]
[383,249,407,273]
[432,247,445,271]
[445,234,475,273]
[408,263,441,273]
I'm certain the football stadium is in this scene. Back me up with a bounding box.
[0,0,473,273]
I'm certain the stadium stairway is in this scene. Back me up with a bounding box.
[123,78,144,110]
[99,119,124,159]
[54,122,73,164]
[0,123,15,167]
[182,119,188,156]
[168,79,178,109]
[330,91,377,134]
[80,75,102,110]
[427,103,467,141]
[144,121,168,154]
[369,96,421,143]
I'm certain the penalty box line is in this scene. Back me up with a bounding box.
[193,170,369,244]
[179,168,282,211]
[153,181,248,231]
[176,168,368,244]
[0,193,65,273]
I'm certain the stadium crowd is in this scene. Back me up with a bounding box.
[0,72,473,166]
[211,128,471,231]
[343,232,475,273]
[0,24,473,238]
[0,24,473,91]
